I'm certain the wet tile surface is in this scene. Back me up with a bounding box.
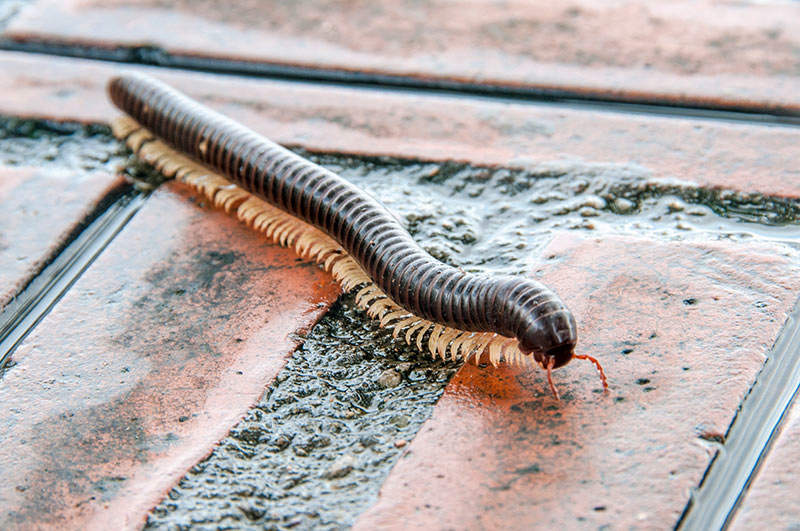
[1,9,799,525]
[1,52,799,198]
[93,149,797,529]
[355,234,800,529]
[731,396,800,530]
[3,0,799,112]
[0,165,124,308]
[0,181,339,529]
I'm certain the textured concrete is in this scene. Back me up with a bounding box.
[731,397,800,531]
[355,234,800,529]
[0,181,339,530]
[0,165,124,308]
[1,52,799,198]
[4,0,799,113]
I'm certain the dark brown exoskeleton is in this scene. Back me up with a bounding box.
[108,73,607,398]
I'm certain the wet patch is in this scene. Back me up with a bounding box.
[0,116,162,189]
[5,400,150,526]
[0,117,123,170]
[310,152,800,274]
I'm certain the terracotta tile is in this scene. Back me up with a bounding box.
[730,397,800,530]
[1,52,799,198]
[4,0,799,113]
[0,181,340,530]
[354,234,800,529]
[0,166,125,309]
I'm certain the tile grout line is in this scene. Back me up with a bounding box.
[0,189,146,375]
[678,297,800,530]
[1,41,799,128]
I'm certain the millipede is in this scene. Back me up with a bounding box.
[107,72,607,398]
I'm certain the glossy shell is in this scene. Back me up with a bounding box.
[108,73,578,365]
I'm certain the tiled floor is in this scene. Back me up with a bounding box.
[1,1,798,529]
[5,0,799,113]
[0,182,339,527]
[0,165,126,307]
[732,395,800,530]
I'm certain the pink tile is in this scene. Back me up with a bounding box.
[1,52,799,198]
[0,166,125,308]
[730,397,800,530]
[0,181,340,529]
[4,0,799,113]
[355,234,800,529]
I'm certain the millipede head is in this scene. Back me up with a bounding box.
[533,344,574,400]
[517,313,578,370]
[538,343,576,369]
[509,278,579,369]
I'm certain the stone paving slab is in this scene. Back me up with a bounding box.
[355,234,800,529]
[0,181,339,529]
[1,52,799,198]
[730,395,800,530]
[3,0,799,114]
[0,165,125,309]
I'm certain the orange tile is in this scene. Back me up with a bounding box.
[1,52,799,198]
[0,166,125,308]
[730,397,800,530]
[4,0,799,113]
[354,234,800,529]
[0,181,339,529]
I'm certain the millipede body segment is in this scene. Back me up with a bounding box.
[107,73,607,396]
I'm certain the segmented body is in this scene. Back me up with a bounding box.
[108,73,607,392]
